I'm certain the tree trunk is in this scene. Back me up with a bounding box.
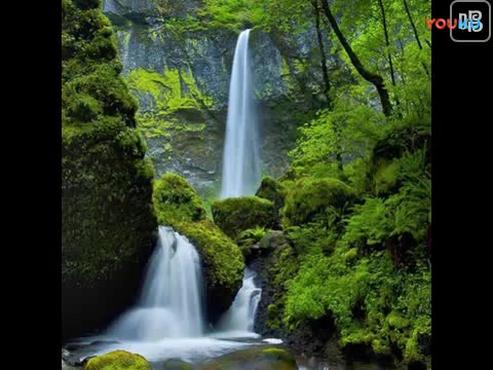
[311,0,331,107]
[377,0,397,86]
[319,0,392,116]
[403,0,422,49]
[402,0,430,77]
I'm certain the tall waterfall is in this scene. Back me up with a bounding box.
[221,29,261,198]
[218,268,262,334]
[106,226,205,340]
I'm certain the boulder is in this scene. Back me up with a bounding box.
[198,346,297,370]
[62,0,157,341]
[153,172,207,226]
[84,350,151,370]
[282,178,355,227]
[211,196,276,239]
[162,359,194,370]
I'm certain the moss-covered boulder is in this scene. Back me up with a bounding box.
[282,178,355,227]
[211,196,276,239]
[62,0,157,340]
[162,359,194,370]
[84,350,152,370]
[153,172,207,226]
[173,220,244,322]
[198,346,297,370]
[256,177,286,225]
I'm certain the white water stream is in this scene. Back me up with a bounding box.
[220,29,261,198]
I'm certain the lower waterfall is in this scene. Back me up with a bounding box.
[106,226,205,340]
[65,226,269,366]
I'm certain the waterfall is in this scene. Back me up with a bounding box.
[217,268,262,334]
[105,226,205,340]
[220,29,261,198]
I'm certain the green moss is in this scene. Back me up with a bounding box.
[62,0,156,285]
[84,350,151,370]
[386,311,410,329]
[237,227,267,259]
[162,359,194,370]
[284,245,431,363]
[373,159,400,195]
[62,0,157,339]
[283,177,355,227]
[173,219,244,317]
[199,346,297,370]
[256,176,286,217]
[265,241,299,331]
[153,172,207,226]
[211,196,276,239]
[126,67,214,113]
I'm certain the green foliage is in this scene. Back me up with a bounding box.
[199,0,267,31]
[212,196,276,239]
[84,350,152,370]
[237,226,267,249]
[153,172,207,226]
[284,247,431,363]
[343,198,393,248]
[283,177,355,227]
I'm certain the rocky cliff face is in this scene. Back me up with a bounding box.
[102,0,330,195]
[62,0,157,340]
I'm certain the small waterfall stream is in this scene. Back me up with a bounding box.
[105,226,205,340]
[221,29,261,198]
[218,268,262,335]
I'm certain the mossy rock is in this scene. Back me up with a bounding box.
[198,346,297,370]
[282,177,355,227]
[256,177,286,222]
[173,219,244,322]
[162,359,194,370]
[84,350,152,370]
[62,0,157,340]
[211,196,275,239]
[153,172,207,226]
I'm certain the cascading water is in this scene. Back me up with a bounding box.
[106,226,205,340]
[220,29,261,198]
[217,268,262,335]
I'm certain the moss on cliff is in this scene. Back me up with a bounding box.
[62,0,157,340]
[211,196,276,239]
[84,350,152,370]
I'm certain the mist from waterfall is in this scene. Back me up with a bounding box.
[106,226,205,340]
[220,29,261,198]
